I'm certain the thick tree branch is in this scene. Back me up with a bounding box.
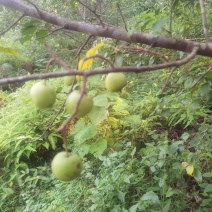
[0,45,199,85]
[0,0,212,57]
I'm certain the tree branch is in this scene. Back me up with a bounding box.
[0,14,25,36]
[0,45,199,85]
[56,76,87,133]
[199,0,211,42]
[0,0,211,57]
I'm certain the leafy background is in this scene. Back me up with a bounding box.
[0,0,212,211]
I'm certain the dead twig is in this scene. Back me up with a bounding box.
[160,67,177,94]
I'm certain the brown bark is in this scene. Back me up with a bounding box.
[0,0,212,57]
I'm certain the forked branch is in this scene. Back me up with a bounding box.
[0,45,199,85]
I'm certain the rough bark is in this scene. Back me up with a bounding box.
[0,0,212,58]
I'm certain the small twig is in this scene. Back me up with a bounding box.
[25,0,41,15]
[160,67,177,94]
[45,58,55,73]
[199,0,211,42]
[77,0,104,26]
[0,14,25,36]
[81,54,115,68]
[116,3,128,31]
[192,66,212,88]
[37,26,65,40]
[44,42,70,69]
[56,76,87,133]
[71,35,93,62]
[119,46,169,62]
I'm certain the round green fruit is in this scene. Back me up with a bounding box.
[64,76,75,86]
[51,152,82,181]
[30,81,56,108]
[65,90,93,117]
[105,73,127,92]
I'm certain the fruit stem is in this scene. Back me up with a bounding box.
[63,135,68,156]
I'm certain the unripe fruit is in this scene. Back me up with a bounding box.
[30,81,56,108]
[64,76,75,86]
[105,73,127,92]
[65,90,93,117]
[51,152,82,181]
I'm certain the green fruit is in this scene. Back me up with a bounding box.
[65,90,93,117]
[30,81,56,108]
[105,73,127,92]
[64,76,75,86]
[51,152,82,181]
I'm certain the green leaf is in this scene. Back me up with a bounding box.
[184,78,194,89]
[78,143,90,157]
[70,120,86,135]
[48,134,57,150]
[141,191,159,203]
[74,123,97,143]
[131,147,136,157]
[161,109,170,118]
[19,35,33,44]
[203,172,212,178]
[24,145,36,152]
[36,30,48,44]
[121,115,141,127]
[163,199,171,212]
[194,169,202,182]
[200,83,212,100]
[130,203,140,212]
[3,187,14,195]
[93,94,111,108]
[21,25,37,36]
[88,107,108,125]
[205,70,212,80]
[118,191,125,203]
[152,18,167,33]
[204,184,212,193]
[166,187,175,197]
[89,138,107,157]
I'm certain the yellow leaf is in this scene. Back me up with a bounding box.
[78,59,93,70]
[95,42,105,50]
[186,164,194,176]
[0,46,19,55]
[86,48,96,57]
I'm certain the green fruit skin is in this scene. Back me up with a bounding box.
[64,76,75,86]
[30,81,56,108]
[51,152,82,181]
[105,73,127,92]
[65,90,93,117]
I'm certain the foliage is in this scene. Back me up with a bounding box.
[0,0,212,211]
